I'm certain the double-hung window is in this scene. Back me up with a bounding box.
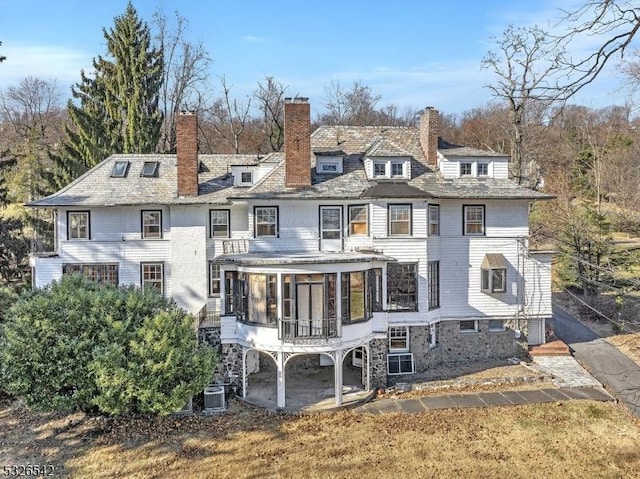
[388,204,412,236]
[141,262,164,295]
[67,211,90,240]
[209,262,221,296]
[142,210,162,239]
[460,162,472,176]
[210,210,230,238]
[428,205,439,236]
[373,162,387,177]
[477,162,489,176]
[464,205,485,235]
[348,205,368,235]
[389,327,409,352]
[255,206,278,237]
[391,162,404,177]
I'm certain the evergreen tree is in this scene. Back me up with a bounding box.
[52,2,163,185]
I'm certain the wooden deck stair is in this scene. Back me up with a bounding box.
[528,339,571,357]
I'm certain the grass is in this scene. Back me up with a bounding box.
[2,398,640,478]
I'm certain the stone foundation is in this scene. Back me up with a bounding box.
[220,343,243,394]
[437,320,517,363]
[369,338,388,388]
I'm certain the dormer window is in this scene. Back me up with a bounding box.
[111,161,129,178]
[316,156,343,174]
[241,172,253,184]
[391,162,404,177]
[371,159,410,179]
[478,162,489,176]
[141,161,159,177]
[460,162,472,176]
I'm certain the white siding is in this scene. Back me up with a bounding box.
[493,158,510,179]
[440,200,529,238]
[170,205,207,313]
[524,252,553,318]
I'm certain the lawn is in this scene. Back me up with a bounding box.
[2,398,639,478]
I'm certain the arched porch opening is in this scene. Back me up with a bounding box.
[283,353,337,409]
[243,349,278,409]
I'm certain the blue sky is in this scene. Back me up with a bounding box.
[0,0,628,116]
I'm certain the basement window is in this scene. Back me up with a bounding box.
[111,161,129,177]
[387,353,415,375]
[141,161,159,177]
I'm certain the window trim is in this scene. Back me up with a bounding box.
[459,319,479,333]
[387,262,418,312]
[111,161,130,178]
[348,204,369,236]
[373,161,387,178]
[481,267,507,293]
[141,210,162,239]
[210,209,231,238]
[209,262,221,297]
[389,326,410,352]
[240,171,253,184]
[460,162,472,176]
[62,263,119,286]
[428,204,440,236]
[428,322,438,348]
[388,203,412,236]
[254,206,279,238]
[390,161,404,177]
[387,353,415,375]
[428,260,440,310]
[463,205,485,236]
[140,262,164,295]
[67,211,90,240]
[477,162,489,177]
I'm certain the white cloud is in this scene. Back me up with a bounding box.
[240,35,267,43]
[0,43,91,90]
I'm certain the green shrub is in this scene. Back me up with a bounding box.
[0,275,215,415]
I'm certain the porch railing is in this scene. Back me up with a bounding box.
[278,317,341,342]
[197,304,221,329]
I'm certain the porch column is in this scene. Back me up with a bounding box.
[276,351,286,409]
[242,347,247,398]
[334,350,343,406]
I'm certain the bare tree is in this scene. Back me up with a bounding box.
[320,80,382,125]
[552,1,640,100]
[153,8,212,153]
[254,76,287,151]
[482,25,560,185]
[0,77,64,200]
[205,76,252,154]
[0,41,5,63]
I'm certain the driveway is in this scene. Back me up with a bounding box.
[552,303,640,418]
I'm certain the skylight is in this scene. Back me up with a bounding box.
[140,161,159,177]
[111,161,129,178]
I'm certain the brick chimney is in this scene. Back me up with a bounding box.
[177,111,199,196]
[284,97,311,188]
[419,107,439,168]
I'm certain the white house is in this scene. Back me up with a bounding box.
[29,99,553,409]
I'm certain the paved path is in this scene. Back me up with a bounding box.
[552,303,640,418]
[356,387,613,414]
[532,356,602,388]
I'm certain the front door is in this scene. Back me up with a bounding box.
[320,206,342,252]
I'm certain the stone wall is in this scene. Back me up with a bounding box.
[220,343,243,394]
[435,320,516,363]
[369,338,388,388]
